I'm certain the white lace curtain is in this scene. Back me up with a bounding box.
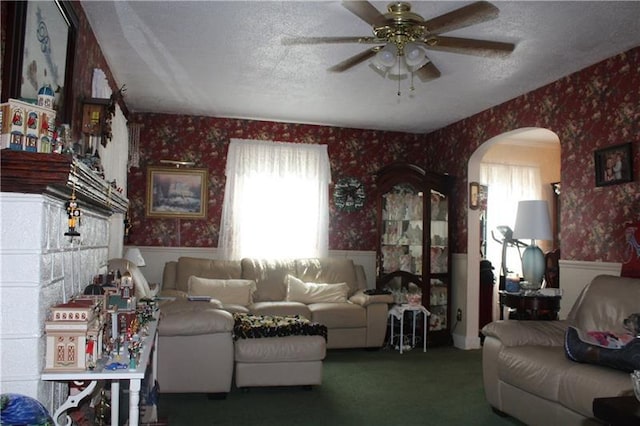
[219,139,332,260]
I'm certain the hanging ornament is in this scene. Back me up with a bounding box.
[65,164,81,238]
[64,193,81,237]
[123,210,132,239]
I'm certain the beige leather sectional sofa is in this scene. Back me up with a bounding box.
[156,256,393,394]
[481,275,640,425]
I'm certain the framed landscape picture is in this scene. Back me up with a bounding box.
[594,142,633,187]
[146,167,208,219]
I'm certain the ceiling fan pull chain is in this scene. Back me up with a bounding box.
[397,57,402,96]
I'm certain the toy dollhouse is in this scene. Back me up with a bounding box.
[44,297,105,372]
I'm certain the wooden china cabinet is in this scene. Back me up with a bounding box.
[375,163,454,346]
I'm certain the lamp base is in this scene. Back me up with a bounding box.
[522,244,545,290]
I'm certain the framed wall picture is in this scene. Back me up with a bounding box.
[1,1,78,124]
[594,142,633,187]
[146,167,208,219]
[469,181,480,210]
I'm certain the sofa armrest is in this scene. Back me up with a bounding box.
[162,261,178,291]
[481,319,570,347]
[349,290,394,307]
[159,300,234,336]
[159,289,188,299]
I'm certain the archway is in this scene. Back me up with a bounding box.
[460,127,560,349]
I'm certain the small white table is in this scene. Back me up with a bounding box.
[41,315,159,426]
[388,304,430,354]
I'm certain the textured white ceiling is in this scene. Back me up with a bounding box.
[81,1,640,134]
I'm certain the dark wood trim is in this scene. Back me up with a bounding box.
[1,1,78,124]
[1,2,28,105]
[0,150,128,214]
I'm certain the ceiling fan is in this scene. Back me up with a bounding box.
[282,1,515,83]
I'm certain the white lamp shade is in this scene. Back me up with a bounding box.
[375,43,398,68]
[512,200,552,240]
[124,247,146,267]
[404,42,426,67]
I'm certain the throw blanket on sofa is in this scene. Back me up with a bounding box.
[233,313,327,341]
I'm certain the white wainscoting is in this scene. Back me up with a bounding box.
[130,247,622,351]
[450,254,621,350]
[126,247,378,289]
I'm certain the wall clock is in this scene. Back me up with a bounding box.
[334,177,365,212]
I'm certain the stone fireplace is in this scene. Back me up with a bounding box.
[0,152,127,414]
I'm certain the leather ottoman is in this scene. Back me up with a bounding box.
[234,334,326,388]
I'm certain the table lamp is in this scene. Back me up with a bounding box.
[124,247,146,268]
[513,200,552,290]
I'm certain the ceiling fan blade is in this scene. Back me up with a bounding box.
[341,0,387,27]
[414,61,441,82]
[425,1,499,35]
[328,48,378,72]
[282,36,377,45]
[424,36,515,57]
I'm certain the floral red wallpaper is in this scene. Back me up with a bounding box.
[127,47,639,263]
[125,117,429,250]
[3,2,637,264]
[424,47,639,262]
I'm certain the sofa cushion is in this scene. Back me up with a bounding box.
[250,301,311,319]
[295,258,359,296]
[571,275,640,336]
[241,258,297,302]
[285,275,349,304]
[176,257,242,293]
[188,277,257,307]
[308,302,366,328]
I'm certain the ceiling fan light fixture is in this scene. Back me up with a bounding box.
[374,43,398,68]
[404,42,426,67]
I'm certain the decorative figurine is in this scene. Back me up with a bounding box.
[37,84,55,109]
[64,193,81,237]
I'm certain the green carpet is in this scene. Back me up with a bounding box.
[158,346,523,425]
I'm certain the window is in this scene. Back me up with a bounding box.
[219,139,331,260]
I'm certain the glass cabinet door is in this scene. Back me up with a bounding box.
[376,163,454,346]
[380,184,423,275]
[429,189,449,332]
